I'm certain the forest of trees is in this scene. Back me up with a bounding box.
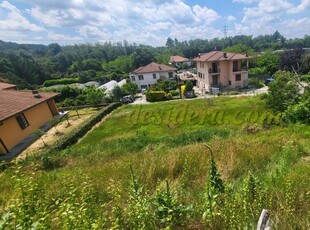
[0,31,310,89]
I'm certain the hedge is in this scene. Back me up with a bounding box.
[43,78,79,87]
[50,103,122,151]
[145,90,172,102]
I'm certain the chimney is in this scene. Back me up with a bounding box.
[198,53,201,58]
[32,90,42,98]
[223,52,227,58]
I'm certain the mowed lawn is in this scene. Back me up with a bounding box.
[0,96,309,229]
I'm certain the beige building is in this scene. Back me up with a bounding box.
[193,51,251,92]
[0,83,59,155]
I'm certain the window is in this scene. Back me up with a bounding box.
[153,74,157,79]
[16,113,29,129]
[235,74,241,81]
[233,61,239,72]
[131,76,136,81]
[168,72,174,79]
[141,85,147,89]
[138,75,144,80]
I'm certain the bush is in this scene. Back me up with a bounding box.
[300,74,310,82]
[50,103,122,151]
[149,80,177,92]
[185,81,194,92]
[283,88,310,124]
[170,90,180,97]
[146,91,172,102]
[265,71,299,112]
[43,78,79,87]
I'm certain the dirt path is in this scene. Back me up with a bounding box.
[17,108,97,160]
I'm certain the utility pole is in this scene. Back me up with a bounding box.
[223,25,228,39]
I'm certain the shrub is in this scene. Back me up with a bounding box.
[43,78,79,87]
[170,89,180,97]
[149,79,177,92]
[300,74,310,82]
[146,91,172,102]
[283,88,310,124]
[185,81,194,92]
[50,103,122,151]
[265,71,299,112]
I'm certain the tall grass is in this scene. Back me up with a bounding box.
[0,96,309,229]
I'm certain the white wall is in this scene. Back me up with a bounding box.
[130,71,175,89]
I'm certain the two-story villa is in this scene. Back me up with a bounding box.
[130,62,177,90]
[193,51,251,92]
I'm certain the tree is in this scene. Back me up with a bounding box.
[78,70,96,83]
[166,37,174,47]
[251,51,280,76]
[84,86,105,106]
[110,85,124,102]
[265,71,299,112]
[279,48,305,73]
[121,82,138,96]
[131,48,156,68]
[47,43,62,56]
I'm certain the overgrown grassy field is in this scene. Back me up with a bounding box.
[0,96,309,229]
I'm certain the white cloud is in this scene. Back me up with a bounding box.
[227,15,236,21]
[289,0,310,13]
[280,17,310,38]
[258,0,291,13]
[0,1,44,32]
[0,0,309,45]
[193,5,220,24]
[233,0,259,3]
[47,32,82,42]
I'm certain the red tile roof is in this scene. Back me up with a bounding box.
[132,62,176,74]
[0,90,59,121]
[0,82,17,90]
[193,51,251,62]
[170,56,189,63]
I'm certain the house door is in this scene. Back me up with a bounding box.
[0,138,9,155]
[212,75,219,86]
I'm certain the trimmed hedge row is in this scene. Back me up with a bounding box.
[43,78,79,87]
[50,103,122,151]
[145,90,172,102]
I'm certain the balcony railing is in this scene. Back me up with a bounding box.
[209,67,220,74]
[233,67,247,72]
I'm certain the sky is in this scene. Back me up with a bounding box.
[0,0,309,46]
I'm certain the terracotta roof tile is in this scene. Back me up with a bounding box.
[0,82,17,90]
[0,90,58,121]
[170,56,189,63]
[193,51,251,62]
[132,62,176,74]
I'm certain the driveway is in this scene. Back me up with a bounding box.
[133,94,149,104]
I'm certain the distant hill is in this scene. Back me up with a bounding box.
[0,40,48,54]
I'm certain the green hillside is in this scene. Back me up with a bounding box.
[0,96,309,229]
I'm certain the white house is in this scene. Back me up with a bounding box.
[169,56,192,68]
[130,62,177,90]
